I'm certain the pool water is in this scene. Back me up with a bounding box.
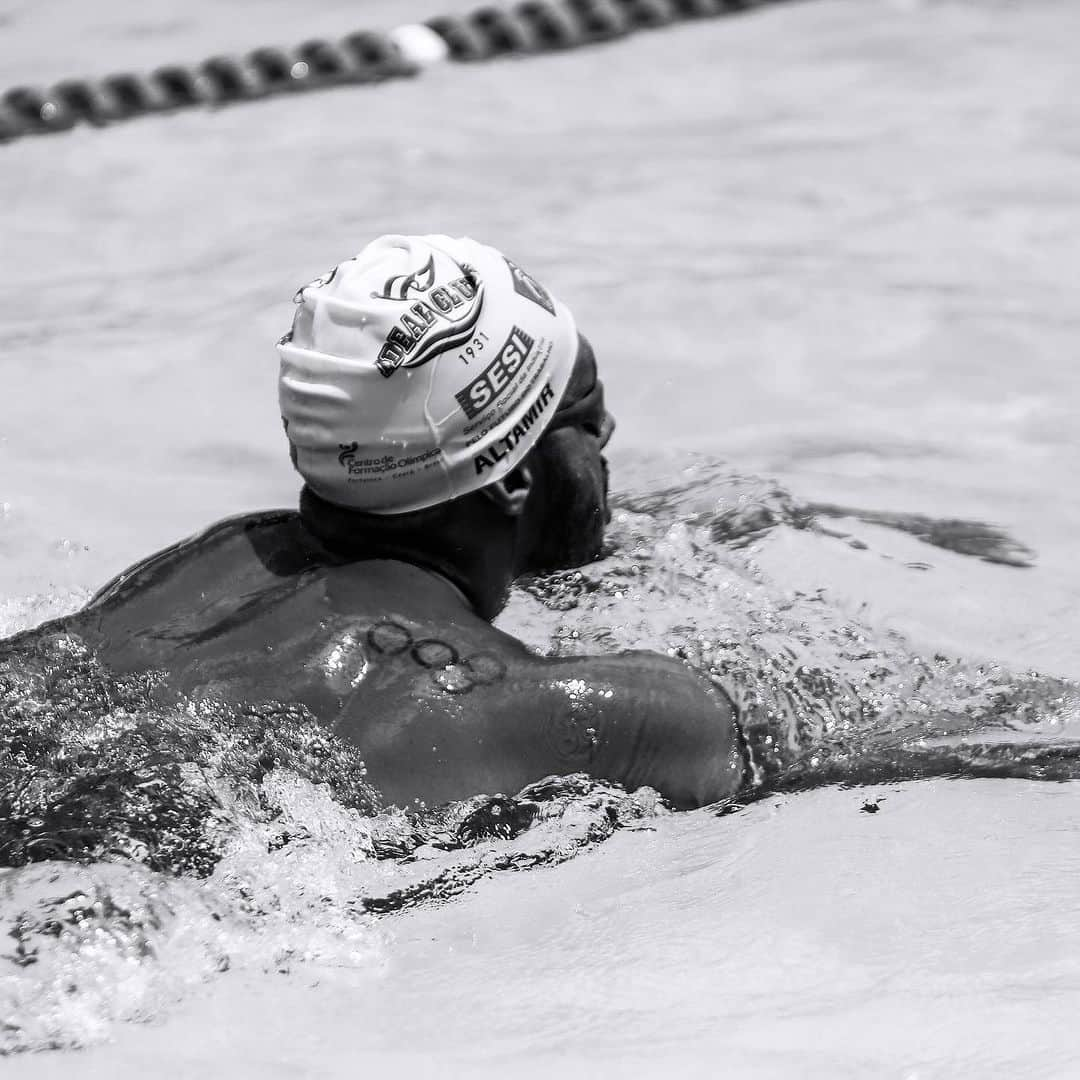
[2,0,1079,1075]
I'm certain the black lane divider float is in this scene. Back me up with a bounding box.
[0,0,781,145]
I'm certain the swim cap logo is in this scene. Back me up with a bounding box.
[473,381,557,475]
[374,252,485,378]
[337,442,360,467]
[374,255,437,301]
[504,256,555,317]
[455,325,536,420]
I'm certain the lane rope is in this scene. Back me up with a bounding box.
[0,0,779,144]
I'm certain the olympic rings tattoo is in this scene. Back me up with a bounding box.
[366,620,507,695]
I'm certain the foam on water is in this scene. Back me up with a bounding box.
[2,464,1077,1055]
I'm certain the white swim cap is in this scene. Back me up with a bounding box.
[278,235,578,514]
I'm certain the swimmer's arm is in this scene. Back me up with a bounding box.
[510,650,745,810]
[340,626,743,810]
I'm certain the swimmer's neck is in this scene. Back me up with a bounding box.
[403,559,478,615]
[364,545,514,622]
[299,487,520,622]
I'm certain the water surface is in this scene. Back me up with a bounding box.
[3,0,1080,1073]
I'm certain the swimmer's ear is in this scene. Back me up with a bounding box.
[480,464,533,517]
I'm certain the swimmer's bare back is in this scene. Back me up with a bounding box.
[39,513,744,809]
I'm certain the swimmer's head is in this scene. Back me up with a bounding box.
[518,333,615,570]
[278,234,579,514]
[279,235,615,609]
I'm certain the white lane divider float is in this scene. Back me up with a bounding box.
[388,24,453,67]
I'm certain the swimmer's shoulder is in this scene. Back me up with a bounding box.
[341,627,743,809]
[86,510,327,611]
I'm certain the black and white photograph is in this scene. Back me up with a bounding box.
[2,0,1078,1075]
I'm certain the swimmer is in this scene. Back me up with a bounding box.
[15,235,745,809]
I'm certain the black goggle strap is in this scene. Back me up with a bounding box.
[546,378,605,434]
